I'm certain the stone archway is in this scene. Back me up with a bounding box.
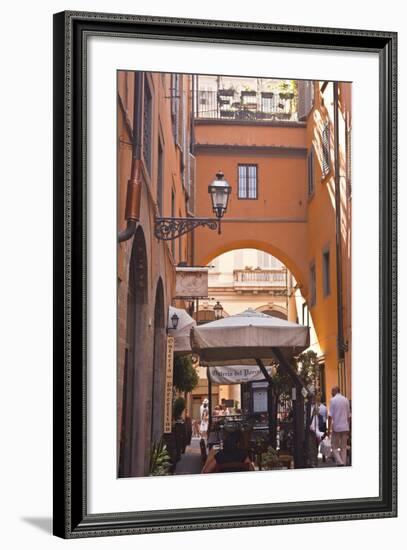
[119,226,148,478]
[256,304,288,320]
[150,278,166,444]
[196,237,308,298]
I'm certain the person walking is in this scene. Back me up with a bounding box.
[200,402,209,439]
[308,394,322,467]
[327,386,350,466]
[183,410,192,452]
[317,396,327,433]
[317,395,328,462]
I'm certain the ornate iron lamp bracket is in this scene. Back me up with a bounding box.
[155,217,220,240]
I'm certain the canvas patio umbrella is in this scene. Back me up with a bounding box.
[191,308,309,364]
[168,306,196,356]
[190,308,311,467]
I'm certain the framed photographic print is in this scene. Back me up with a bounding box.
[53,11,397,538]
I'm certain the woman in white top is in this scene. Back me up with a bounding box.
[200,403,209,438]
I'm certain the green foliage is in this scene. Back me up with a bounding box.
[173,396,186,419]
[271,350,319,396]
[261,446,280,470]
[149,439,171,476]
[296,350,319,388]
[173,355,199,393]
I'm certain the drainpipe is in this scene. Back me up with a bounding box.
[333,82,346,359]
[118,72,143,242]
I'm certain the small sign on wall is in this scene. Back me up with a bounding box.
[175,267,208,298]
[163,336,174,433]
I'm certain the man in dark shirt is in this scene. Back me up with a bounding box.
[202,429,254,473]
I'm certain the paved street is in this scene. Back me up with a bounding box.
[175,438,203,475]
[174,437,341,475]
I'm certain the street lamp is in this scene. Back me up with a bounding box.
[170,312,179,330]
[213,301,224,320]
[155,171,231,240]
[208,171,231,233]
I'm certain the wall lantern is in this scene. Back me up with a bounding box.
[155,171,231,240]
[208,171,231,230]
[170,312,179,330]
[213,301,224,320]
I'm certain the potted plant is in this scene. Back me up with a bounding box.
[149,438,171,476]
[218,87,235,97]
[278,81,295,100]
[260,446,280,470]
[173,356,199,394]
[172,397,186,461]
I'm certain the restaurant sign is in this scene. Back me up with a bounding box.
[208,365,274,385]
[175,267,208,298]
[163,336,175,434]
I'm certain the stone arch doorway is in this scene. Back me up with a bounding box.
[150,278,166,444]
[119,226,148,478]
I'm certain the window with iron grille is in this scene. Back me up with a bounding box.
[307,146,315,197]
[238,164,258,199]
[143,80,152,175]
[310,261,316,307]
[322,122,330,177]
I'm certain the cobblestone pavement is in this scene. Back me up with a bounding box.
[175,437,203,475]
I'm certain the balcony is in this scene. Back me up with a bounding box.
[208,268,288,296]
[234,268,287,287]
[195,89,298,122]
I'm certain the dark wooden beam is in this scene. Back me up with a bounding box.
[207,367,212,432]
[271,348,308,468]
[255,359,275,447]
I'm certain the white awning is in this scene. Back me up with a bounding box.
[191,308,309,365]
[168,306,196,356]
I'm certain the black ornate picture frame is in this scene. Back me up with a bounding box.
[53,11,397,538]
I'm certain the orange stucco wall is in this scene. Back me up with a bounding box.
[193,124,309,293]
[193,82,352,402]
[117,71,194,474]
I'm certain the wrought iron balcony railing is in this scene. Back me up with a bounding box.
[195,90,298,122]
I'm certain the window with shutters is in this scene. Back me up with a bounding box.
[322,248,330,297]
[238,164,258,199]
[171,73,180,144]
[322,122,331,178]
[346,127,352,198]
[171,189,175,258]
[143,80,152,175]
[188,153,196,214]
[310,261,316,307]
[297,80,314,121]
[157,139,163,215]
[307,146,315,197]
